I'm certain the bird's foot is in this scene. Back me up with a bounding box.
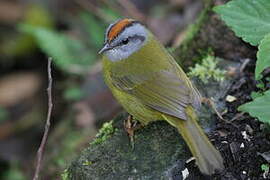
[202,97,239,128]
[124,115,142,149]
[201,97,224,120]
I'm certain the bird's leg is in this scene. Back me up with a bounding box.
[202,97,240,128]
[201,97,224,120]
[124,115,142,149]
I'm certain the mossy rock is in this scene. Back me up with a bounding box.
[68,114,192,180]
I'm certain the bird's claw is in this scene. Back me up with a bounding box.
[124,115,141,149]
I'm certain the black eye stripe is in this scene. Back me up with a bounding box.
[134,35,145,42]
[117,35,145,46]
[122,38,129,44]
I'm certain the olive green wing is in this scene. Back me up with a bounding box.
[111,69,201,120]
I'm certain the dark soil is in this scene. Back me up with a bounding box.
[167,59,270,180]
[181,60,270,180]
[209,60,270,180]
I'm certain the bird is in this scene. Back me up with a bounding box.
[99,18,224,175]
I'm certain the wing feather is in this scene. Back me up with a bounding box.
[111,68,200,120]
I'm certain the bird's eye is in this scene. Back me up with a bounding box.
[122,38,129,45]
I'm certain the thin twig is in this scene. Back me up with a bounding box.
[239,59,250,73]
[202,97,239,128]
[231,112,245,122]
[33,58,53,180]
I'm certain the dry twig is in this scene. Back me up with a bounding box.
[33,58,53,180]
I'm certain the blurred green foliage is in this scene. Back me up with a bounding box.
[19,24,96,74]
[79,12,105,48]
[1,162,26,180]
[0,106,8,123]
[17,8,121,74]
[1,4,54,57]
[64,87,85,101]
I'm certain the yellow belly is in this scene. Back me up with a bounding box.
[111,87,161,125]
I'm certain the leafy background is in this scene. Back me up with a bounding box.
[215,0,270,123]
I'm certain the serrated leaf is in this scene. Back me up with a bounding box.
[256,33,270,79]
[214,0,270,46]
[238,90,270,123]
[19,24,96,74]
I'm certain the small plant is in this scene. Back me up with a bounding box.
[188,55,226,83]
[82,160,93,166]
[61,169,70,180]
[214,0,270,124]
[261,164,270,178]
[91,121,115,145]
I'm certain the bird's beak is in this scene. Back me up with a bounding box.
[98,43,111,54]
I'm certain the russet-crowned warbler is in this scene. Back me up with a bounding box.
[99,18,224,175]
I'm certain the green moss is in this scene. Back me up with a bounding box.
[91,120,115,145]
[188,55,226,83]
[61,169,70,180]
[68,115,188,180]
[82,160,93,166]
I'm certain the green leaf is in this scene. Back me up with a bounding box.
[79,12,104,47]
[250,91,263,100]
[64,87,85,101]
[2,162,27,180]
[0,106,8,123]
[214,0,270,46]
[256,80,265,89]
[256,33,270,79]
[238,90,270,123]
[19,24,96,74]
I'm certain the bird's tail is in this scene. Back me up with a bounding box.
[163,106,224,175]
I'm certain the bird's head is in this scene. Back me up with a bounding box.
[99,18,148,62]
